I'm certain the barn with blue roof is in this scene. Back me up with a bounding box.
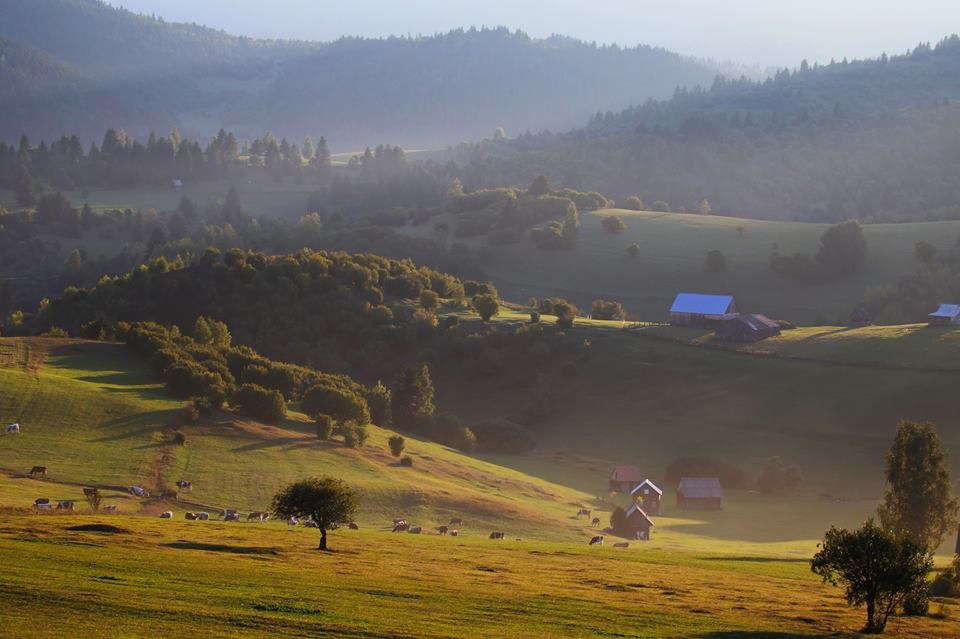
[669,293,737,327]
[928,304,960,326]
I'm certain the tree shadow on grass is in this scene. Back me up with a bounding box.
[698,633,851,639]
[89,410,175,443]
[162,541,281,555]
[700,556,809,564]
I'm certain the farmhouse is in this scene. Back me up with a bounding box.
[928,304,960,326]
[609,466,644,493]
[622,504,654,540]
[677,477,723,510]
[716,313,781,342]
[630,479,663,515]
[670,293,737,327]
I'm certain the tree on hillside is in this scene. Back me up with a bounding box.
[878,420,958,549]
[651,200,670,212]
[624,196,643,211]
[816,220,867,277]
[591,299,624,320]
[391,364,435,430]
[420,289,439,310]
[303,384,371,425]
[811,519,932,633]
[14,161,37,208]
[610,505,628,532]
[193,316,231,348]
[315,414,335,440]
[552,299,578,328]
[527,174,552,197]
[472,293,499,321]
[705,249,727,273]
[271,477,359,550]
[627,243,641,258]
[234,383,286,425]
[699,198,712,215]
[388,435,405,457]
[757,456,803,494]
[601,215,627,234]
[448,177,464,199]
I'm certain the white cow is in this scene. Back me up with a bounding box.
[287,517,299,526]
[128,486,146,497]
[159,511,173,519]
[5,423,20,435]
[303,519,318,528]
[197,512,210,521]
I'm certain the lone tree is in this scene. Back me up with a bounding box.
[705,249,727,273]
[527,174,552,197]
[623,196,643,211]
[391,364,435,430]
[601,215,627,234]
[816,220,867,278]
[388,435,405,457]
[811,519,932,634]
[271,477,359,550]
[627,243,641,259]
[472,293,499,321]
[878,420,958,549]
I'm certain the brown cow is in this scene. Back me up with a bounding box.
[576,508,591,518]
[449,517,463,527]
[348,522,360,530]
[29,466,47,476]
[247,511,269,522]
[591,517,601,527]
[489,531,505,540]
[589,535,604,546]
[437,525,449,535]
[184,512,197,521]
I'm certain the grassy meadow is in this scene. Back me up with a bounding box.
[413,208,960,324]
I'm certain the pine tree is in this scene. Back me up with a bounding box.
[391,365,435,429]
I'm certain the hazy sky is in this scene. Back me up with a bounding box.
[112,0,959,68]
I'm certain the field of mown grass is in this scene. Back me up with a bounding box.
[0,513,957,639]
[414,208,960,324]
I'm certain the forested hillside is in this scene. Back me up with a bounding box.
[462,36,960,222]
[0,0,716,147]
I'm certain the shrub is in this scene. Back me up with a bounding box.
[85,492,103,511]
[601,215,627,234]
[431,412,476,453]
[399,455,414,467]
[365,381,392,426]
[529,310,540,324]
[624,196,643,211]
[302,383,371,425]
[651,200,670,212]
[419,289,439,310]
[627,243,641,258]
[234,383,287,425]
[388,435,406,457]
[315,414,336,440]
[552,299,578,328]
[172,431,187,446]
[180,404,200,425]
[591,299,624,321]
[340,420,369,448]
[472,293,499,321]
[41,326,69,338]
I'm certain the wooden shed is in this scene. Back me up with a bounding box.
[677,477,723,510]
[622,504,654,540]
[928,304,960,326]
[716,313,781,342]
[609,466,644,493]
[630,479,663,515]
[670,293,737,327]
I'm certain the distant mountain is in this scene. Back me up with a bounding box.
[0,0,717,148]
[460,36,960,222]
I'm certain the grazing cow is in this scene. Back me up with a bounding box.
[128,486,146,497]
[489,531,505,540]
[197,512,209,521]
[449,530,459,537]
[576,508,591,518]
[224,513,240,522]
[449,517,463,527]
[29,466,47,477]
[57,500,74,510]
[34,498,50,506]
[303,519,318,528]
[287,517,299,526]
[104,505,118,513]
[589,535,604,546]
[437,525,448,535]
[408,526,422,534]
[184,512,197,521]
[247,511,269,522]
[613,542,629,548]
[175,480,192,491]
[348,522,359,530]
[82,487,100,497]
[6,423,20,435]
[591,517,601,527]
[392,521,410,533]
[160,511,173,519]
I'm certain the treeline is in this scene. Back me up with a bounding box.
[456,36,960,223]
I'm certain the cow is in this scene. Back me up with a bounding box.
[408,526,422,534]
[5,423,20,435]
[82,487,100,497]
[104,505,118,513]
[175,480,192,491]
[128,486,146,497]
[591,517,601,528]
[224,513,240,522]
[613,542,629,548]
[576,508,591,518]
[57,501,74,510]
[589,535,604,546]
[489,531,505,540]
[197,512,209,521]
[29,466,47,477]
[392,521,410,533]
[449,530,459,537]
[33,498,50,506]
[247,511,269,522]
[303,519,318,528]
[393,518,406,525]
[348,522,359,530]
[160,511,173,519]
[184,512,197,521]
[449,517,463,527]
[437,525,449,535]
[287,517,299,526]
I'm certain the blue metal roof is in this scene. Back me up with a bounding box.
[670,293,734,315]
[929,304,960,318]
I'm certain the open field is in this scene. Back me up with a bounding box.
[0,513,957,639]
[413,209,960,324]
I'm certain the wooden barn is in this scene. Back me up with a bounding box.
[716,313,781,342]
[928,304,960,326]
[670,293,737,327]
[609,466,644,493]
[630,479,663,515]
[622,504,654,540]
[677,477,723,510]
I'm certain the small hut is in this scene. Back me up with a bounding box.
[677,477,723,510]
[716,314,781,342]
[928,304,960,326]
[609,466,644,493]
[630,479,663,515]
[622,504,654,540]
